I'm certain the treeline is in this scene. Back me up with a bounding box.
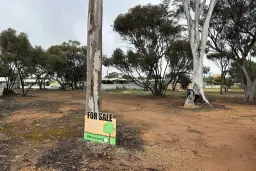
[103,0,256,103]
[0,28,87,96]
[103,3,194,96]
[1,0,256,103]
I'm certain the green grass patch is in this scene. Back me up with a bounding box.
[204,88,244,93]
[0,123,81,141]
[105,89,188,97]
[104,88,244,99]
[0,99,21,117]
[84,132,116,145]
[104,89,152,96]
[165,90,186,96]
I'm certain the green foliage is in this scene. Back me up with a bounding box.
[224,77,235,91]
[0,28,34,95]
[204,76,214,84]
[208,0,256,101]
[213,76,222,85]
[108,2,181,96]
[122,74,133,80]
[47,40,87,89]
[229,60,256,84]
[211,0,256,52]
[207,52,230,75]
[166,40,207,91]
[205,75,233,87]
[178,74,191,89]
[103,122,115,135]
[102,55,112,67]
[47,45,67,82]
[0,27,88,94]
[30,46,55,89]
[166,40,193,78]
[105,72,121,78]
[244,61,256,81]
[114,3,179,42]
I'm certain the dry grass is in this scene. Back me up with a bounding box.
[0,90,255,171]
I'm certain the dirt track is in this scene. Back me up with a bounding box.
[0,90,256,171]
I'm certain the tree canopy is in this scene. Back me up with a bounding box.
[0,28,87,95]
[207,52,231,94]
[208,0,256,102]
[105,2,182,96]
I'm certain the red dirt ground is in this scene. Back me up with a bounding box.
[0,90,255,171]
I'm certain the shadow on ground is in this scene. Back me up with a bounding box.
[35,118,144,171]
[0,139,22,171]
[116,122,144,150]
[0,98,62,119]
[0,140,11,171]
[1,95,145,170]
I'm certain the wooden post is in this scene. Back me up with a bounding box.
[85,0,103,114]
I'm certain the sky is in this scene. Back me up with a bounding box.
[0,0,220,76]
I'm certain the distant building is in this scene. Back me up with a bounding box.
[102,77,133,84]
[101,77,143,90]
[0,81,5,97]
[0,77,52,90]
[0,77,5,84]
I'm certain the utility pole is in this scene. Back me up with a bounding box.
[85,0,103,115]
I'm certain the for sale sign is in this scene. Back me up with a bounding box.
[84,112,116,145]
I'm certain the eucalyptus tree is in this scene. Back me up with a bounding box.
[208,0,256,103]
[174,0,218,107]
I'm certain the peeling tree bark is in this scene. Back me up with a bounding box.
[182,0,217,108]
[244,81,256,103]
[241,64,256,103]
[85,0,103,115]
[220,72,224,95]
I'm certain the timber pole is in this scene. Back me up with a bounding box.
[85,0,103,115]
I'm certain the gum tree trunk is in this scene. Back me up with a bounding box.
[220,72,223,95]
[182,0,217,108]
[38,79,43,90]
[244,82,256,103]
[241,65,256,103]
[85,0,103,115]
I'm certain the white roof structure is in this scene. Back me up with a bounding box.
[23,79,37,83]
[0,77,50,83]
[102,77,130,81]
[0,77,6,82]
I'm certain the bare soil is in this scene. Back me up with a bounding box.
[0,90,255,171]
